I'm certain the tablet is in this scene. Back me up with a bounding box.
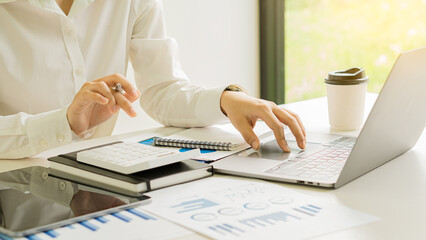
[0,166,151,238]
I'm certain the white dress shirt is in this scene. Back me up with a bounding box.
[0,0,229,159]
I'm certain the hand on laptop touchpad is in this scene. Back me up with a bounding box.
[238,140,319,161]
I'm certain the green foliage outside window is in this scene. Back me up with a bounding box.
[285,0,426,102]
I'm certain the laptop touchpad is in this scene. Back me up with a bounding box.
[238,140,320,161]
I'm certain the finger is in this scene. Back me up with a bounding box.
[100,73,140,100]
[86,82,117,113]
[75,89,109,108]
[123,89,141,103]
[112,91,137,117]
[83,91,109,105]
[257,109,291,152]
[284,108,306,137]
[231,117,260,150]
[273,107,306,149]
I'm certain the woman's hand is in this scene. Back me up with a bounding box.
[67,73,140,137]
[220,91,306,152]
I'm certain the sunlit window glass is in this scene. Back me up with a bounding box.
[285,0,426,102]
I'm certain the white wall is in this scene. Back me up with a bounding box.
[114,0,259,135]
[162,0,259,94]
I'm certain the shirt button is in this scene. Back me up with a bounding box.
[75,68,84,76]
[57,134,65,142]
[42,172,49,180]
[40,139,48,148]
[59,181,66,191]
[65,23,73,33]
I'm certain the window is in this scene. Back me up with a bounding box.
[285,0,426,103]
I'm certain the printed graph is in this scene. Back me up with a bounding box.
[208,223,245,237]
[204,206,323,237]
[239,211,301,228]
[23,208,159,240]
[293,204,322,217]
[171,198,219,213]
[142,178,378,240]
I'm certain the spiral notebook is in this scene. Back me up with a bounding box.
[153,122,274,152]
[153,137,239,151]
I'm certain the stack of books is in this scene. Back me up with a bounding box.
[48,147,213,198]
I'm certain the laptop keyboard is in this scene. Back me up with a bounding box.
[265,137,356,181]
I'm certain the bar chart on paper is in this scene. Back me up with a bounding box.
[167,197,325,238]
[142,178,379,240]
[15,207,192,240]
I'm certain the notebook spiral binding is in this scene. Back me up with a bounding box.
[153,137,233,151]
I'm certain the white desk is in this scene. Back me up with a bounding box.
[278,94,426,240]
[1,94,425,239]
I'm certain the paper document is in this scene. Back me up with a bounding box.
[142,177,379,240]
[15,206,194,240]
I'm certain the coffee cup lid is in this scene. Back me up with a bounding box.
[325,67,369,85]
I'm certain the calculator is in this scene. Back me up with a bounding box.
[76,141,200,174]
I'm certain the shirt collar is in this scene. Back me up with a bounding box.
[67,0,94,18]
[0,0,95,18]
[28,0,64,15]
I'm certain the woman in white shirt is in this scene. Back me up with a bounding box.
[0,0,306,159]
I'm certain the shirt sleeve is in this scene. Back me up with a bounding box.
[129,0,229,127]
[0,107,73,159]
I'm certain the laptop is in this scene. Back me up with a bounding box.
[213,46,426,188]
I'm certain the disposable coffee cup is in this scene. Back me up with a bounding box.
[325,67,369,131]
